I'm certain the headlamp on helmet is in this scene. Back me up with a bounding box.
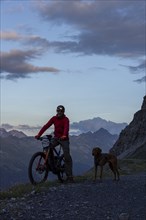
[56,105,65,113]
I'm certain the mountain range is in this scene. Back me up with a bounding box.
[1,98,145,191]
[0,127,118,190]
[1,117,127,136]
[0,128,27,138]
[70,117,127,135]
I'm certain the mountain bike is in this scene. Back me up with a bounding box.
[28,135,66,185]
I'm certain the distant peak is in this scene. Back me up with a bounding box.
[97,127,108,132]
[9,130,27,138]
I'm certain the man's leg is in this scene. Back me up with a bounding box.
[60,140,73,179]
[49,138,59,170]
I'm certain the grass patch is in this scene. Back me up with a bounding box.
[0,183,37,200]
[0,176,89,200]
[84,159,146,179]
[118,158,146,175]
[0,180,61,200]
[0,159,145,200]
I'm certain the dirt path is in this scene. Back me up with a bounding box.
[0,173,145,220]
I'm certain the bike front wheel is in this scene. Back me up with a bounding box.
[28,152,49,185]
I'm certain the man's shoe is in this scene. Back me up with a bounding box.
[65,176,75,183]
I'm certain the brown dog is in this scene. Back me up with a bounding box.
[92,147,120,181]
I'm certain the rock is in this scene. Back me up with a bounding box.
[110,96,146,159]
[118,213,130,220]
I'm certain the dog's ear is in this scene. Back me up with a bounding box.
[95,147,102,153]
[98,148,102,153]
[92,148,96,156]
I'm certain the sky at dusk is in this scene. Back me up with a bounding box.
[1,0,146,136]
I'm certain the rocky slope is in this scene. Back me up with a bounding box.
[110,96,146,158]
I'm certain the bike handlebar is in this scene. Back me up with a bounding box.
[35,134,67,142]
[35,135,52,141]
[36,135,62,142]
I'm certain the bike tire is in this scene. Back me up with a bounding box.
[28,152,49,185]
[57,154,66,182]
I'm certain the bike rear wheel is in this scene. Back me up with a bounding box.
[56,155,66,182]
[28,152,49,185]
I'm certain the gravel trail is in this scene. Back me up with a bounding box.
[0,173,145,220]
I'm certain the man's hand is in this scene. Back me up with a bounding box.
[35,135,40,140]
[60,135,67,140]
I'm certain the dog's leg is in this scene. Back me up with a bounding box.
[113,158,120,181]
[109,162,116,181]
[116,167,120,181]
[116,161,120,181]
[99,166,103,181]
[113,160,120,181]
[93,164,98,181]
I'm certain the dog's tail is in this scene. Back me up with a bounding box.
[117,161,121,170]
[118,166,121,170]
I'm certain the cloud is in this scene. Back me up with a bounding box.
[1,1,145,81]
[1,32,60,80]
[128,60,146,74]
[17,124,41,131]
[1,123,53,136]
[120,59,146,83]
[1,30,78,53]
[6,3,24,14]
[1,123,81,136]
[35,1,145,58]
[0,123,14,130]
[1,31,50,49]
[0,49,60,80]
[1,31,22,40]
[134,76,146,83]
[1,123,41,132]
[131,60,146,83]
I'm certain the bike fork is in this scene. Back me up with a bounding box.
[36,151,49,171]
[44,148,50,165]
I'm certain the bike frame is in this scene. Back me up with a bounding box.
[28,135,65,185]
[40,136,63,172]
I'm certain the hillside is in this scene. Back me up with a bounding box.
[0,136,41,190]
[110,96,146,159]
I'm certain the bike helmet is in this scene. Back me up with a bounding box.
[56,105,65,113]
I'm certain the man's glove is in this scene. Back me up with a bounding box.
[35,135,40,140]
[60,135,67,140]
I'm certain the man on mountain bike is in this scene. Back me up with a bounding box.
[35,105,74,183]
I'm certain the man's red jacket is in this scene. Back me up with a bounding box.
[37,115,69,139]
